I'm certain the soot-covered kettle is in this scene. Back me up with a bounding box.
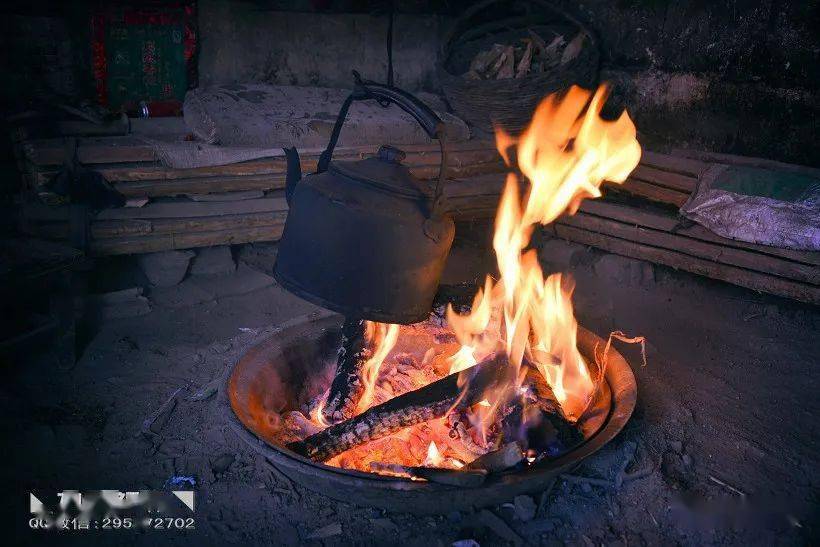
[273,75,455,324]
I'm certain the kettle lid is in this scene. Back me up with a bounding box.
[329,145,433,199]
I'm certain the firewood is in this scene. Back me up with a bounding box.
[541,35,566,69]
[496,46,516,79]
[283,411,322,438]
[469,44,505,75]
[560,33,585,65]
[521,360,565,418]
[549,223,820,305]
[89,224,284,255]
[288,353,516,462]
[577,199,820,267]
[562,203,820,284]
[369,462,488,487]
[515,40,534,78]
[321,318,372,423]
[485,45,509,79]
[501,400,584,457]
[527,29,548,59]
[450,417,493,456]
[466,441,524,472]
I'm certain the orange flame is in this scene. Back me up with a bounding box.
[356,321,400,414]
[311,398,330,428]
[448,84,641,420]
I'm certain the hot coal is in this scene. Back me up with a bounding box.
[288,353,515,462]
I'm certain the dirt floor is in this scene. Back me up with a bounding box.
[2,229,818,546]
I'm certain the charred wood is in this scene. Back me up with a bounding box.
[321,318,371,423]
[466,441,525,472]
[288,353,515,462]
[502,363,583,456]
[369,462,488,487]
[521,361,565,418]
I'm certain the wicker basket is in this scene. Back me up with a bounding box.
[438,0,600,134]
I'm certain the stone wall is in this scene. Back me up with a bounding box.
[1,1,816,165]
[561,0,819,165]
[197,0,443,91]
[195,0,818,165]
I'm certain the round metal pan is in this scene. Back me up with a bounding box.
[220,310,637,515]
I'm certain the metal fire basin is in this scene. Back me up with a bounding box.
[220,310,637,515]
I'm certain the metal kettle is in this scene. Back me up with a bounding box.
[273,76,455,324]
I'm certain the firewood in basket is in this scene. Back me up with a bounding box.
[283,411,322,439]
[484,45,510,79]
[496,45,516,79]
[469,44,505,75]
[527,29,548,59]
[321,318,372,423]
[540,34,567,70]
[288,352,515,462]
[449,417,492,457]
[560,33,586,66]
[515,40,534,78]
[502,396,584,459]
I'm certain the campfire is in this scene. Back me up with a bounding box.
[263,85,642,480]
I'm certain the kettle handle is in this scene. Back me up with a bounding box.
[316,73,449,219]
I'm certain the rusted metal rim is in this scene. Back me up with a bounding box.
[219,309,637,515]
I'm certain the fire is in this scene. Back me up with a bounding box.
[311,398,330,428]
[424,441,444,466]
[357,321,400,413]
[292,84,641,474]
[448,84,641,420]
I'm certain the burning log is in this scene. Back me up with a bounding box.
[498,401,583,459]
[466,441,525,472]
[321,318,371,423]
[521,361,565,418]
[282,411,322,439]
[451,418,492,456]
[369,462,488,487]
[289,353,515,462]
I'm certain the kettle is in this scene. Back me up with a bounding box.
[273,76,455,324]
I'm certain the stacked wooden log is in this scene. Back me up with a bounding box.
[13,134,819,304]
[449,154,820,305]
[15,136,705,205]
[616,151,705,207]
[15,137,508,255]
[20,197,290,255]
[549,200,820,305]
[18,138,504,198]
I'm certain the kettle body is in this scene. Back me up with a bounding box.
[274,79,455,324]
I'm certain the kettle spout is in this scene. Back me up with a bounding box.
[283,147,302,205]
